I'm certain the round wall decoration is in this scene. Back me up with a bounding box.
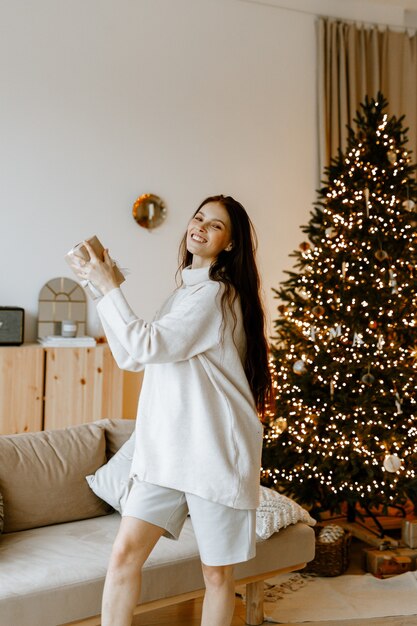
[132,194,167,230]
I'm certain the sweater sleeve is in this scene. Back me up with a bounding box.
[99,314,145,372]
[96,283,223,367]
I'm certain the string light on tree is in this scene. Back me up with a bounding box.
[262,93,417,518]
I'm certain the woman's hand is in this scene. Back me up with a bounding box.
[70,241,119,296]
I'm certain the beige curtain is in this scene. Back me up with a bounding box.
[318,18,417,174]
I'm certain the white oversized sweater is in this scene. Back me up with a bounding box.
[96,266,263,509]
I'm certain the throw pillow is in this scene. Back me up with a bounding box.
[95,418,136,459]
[256,486,316,540]
[0,422,110,533]
[86,431,135,512]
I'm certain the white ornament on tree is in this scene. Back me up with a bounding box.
[329,324,342,340]
[325,226,337,238]
[403,199,416,212]
[389,269,398,294]
[293,359,307,375]
[353,332,364,346]
[296,288,309,300]
[395,392,403,415]
[377,335,385,350]
[383,454,402,473]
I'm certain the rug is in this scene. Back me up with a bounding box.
[242,571,417,623]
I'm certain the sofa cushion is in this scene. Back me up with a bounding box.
[98,418,135,458]
[0,512,315,626]
[86,432,135,512]
[0,423,110,532]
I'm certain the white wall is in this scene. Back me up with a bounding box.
[0,0,401,342]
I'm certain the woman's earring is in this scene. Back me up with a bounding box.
[225,243,233,252]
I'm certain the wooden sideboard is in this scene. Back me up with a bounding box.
[0,344,142,434]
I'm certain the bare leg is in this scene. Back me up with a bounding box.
[201,563,235,626]
[101,516,165,626]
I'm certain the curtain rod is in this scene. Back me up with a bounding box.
[238,0,417,32]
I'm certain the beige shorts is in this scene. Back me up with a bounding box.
[122,479,256,566]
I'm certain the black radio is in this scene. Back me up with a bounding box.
[0,307,25,345]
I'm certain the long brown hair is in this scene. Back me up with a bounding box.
[178,195,271,418]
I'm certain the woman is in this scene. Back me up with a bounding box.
[71,195,271,626]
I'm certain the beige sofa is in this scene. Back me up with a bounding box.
[0,419,315,626]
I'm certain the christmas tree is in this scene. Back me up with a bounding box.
[262,93,417,520]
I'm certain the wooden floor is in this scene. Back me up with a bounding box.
[132,596,247,625]
[132,536,417,626]
[132,595,417,626]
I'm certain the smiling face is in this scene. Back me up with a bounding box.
[186,201,233,268]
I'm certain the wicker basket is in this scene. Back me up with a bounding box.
[304,524,352,577]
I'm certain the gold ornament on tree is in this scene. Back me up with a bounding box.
[364,187,370,217]
[375,249,389,261]
[312,305,325,318]
[361,371,375,385]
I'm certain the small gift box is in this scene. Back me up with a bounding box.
[363,546,417,578]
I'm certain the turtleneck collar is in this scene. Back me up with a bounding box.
[182,265,211,286]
